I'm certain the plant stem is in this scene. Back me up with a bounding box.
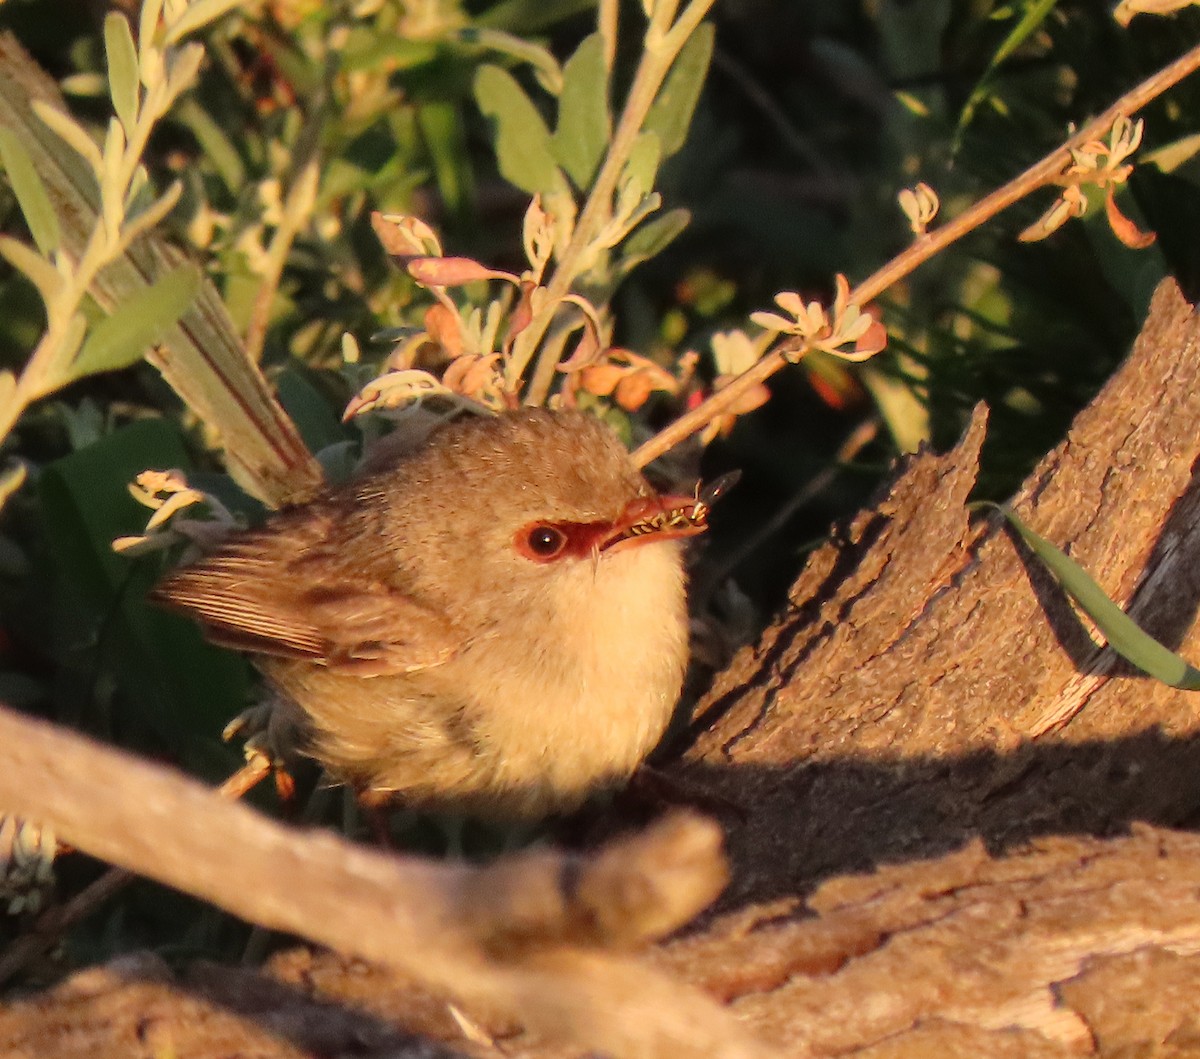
[0,35,197,445]
[510,0,718,405]
[245,158,320,363]
[632,38,1200,469]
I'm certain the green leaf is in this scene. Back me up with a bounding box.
[71,264,201,381]
[104,13,140,135]
[619,207,690,273]
[0,232,62,303]
[645,21,713,159]
[162,0,242,45]
[621,131,661,201]
[31,100,104,177]
[416,101,474,219]
[475,0,596,33]
[0,127,60,254]
[457,28,563,95]
[954,0,1058,148]
[552,33,610,189]
[474,64,561,195]
[987,0,1059,70]
[173,98,245,192]
[275,368,347,457]
[990,503,1200,690]
[339,30,439,73]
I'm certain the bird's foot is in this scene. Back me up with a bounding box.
[221,700,300,803]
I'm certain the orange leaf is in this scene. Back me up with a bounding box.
[578,362,624,397]
[615,370,658,411]
[1104,187,1157,250]
[557,329,604,372]
[371,211,440,257]
[853,319,889,358]
[424,303,464,358]
[408,256,506,287]
[444,353,501,396]
[502,280,537,349]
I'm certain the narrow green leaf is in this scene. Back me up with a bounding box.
[552,33,610,189]
[992,503,1200,690]
[172,98,245,191]
[954,0,1057,148]
[31,100,104,177]
[119,180,183,247]
[645,21,714,159]
[0,127,60,254]
[162,0,242,45]
[139,0,165,60]
[0,232,62,303]
[474,64,561,195]
[620,192,661,234]
[989,0,1059,71]
[71,264,201,381]
[619,207,690,272]
[104,13,140,135]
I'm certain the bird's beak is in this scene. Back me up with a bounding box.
[600,492,712,553]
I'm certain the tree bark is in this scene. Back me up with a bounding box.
[6,279,1200,1057]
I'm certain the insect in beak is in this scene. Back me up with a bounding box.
[602,470,741,552]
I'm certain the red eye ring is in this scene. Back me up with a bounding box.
[521,524,567,561]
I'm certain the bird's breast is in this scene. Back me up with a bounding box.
[455,538,690,811]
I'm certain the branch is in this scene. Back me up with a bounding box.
[633,39,1200,469]
[0,704,769,1058]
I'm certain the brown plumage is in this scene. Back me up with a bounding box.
[153,409,707,818]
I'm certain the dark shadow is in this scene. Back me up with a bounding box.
[650,729,1200,911]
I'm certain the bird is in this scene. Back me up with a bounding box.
[151,408,712,819]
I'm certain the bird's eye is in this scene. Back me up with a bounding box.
[524,524,567,560]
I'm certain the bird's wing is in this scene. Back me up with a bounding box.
[150,516,461,677]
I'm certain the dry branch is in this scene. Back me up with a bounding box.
[0,706,765,1059]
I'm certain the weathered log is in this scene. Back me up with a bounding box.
[680,276,1200,908]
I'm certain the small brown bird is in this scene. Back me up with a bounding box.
[153,409,710,818]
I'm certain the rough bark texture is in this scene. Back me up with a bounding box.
[675,276,1200,909]
[7,279,1200,1056]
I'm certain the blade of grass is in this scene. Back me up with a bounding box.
[985,502,1200,690]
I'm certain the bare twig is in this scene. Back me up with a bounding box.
[633,40,1200,469]
[244,157,320,364]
